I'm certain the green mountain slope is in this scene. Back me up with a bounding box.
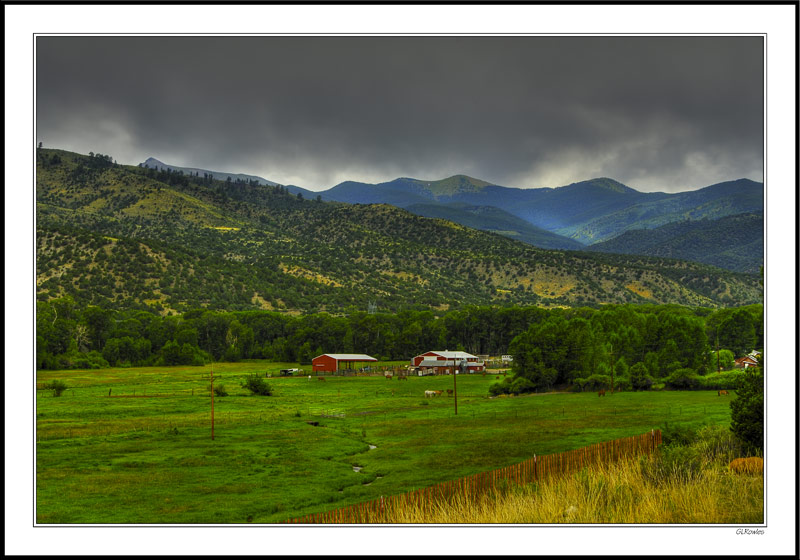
[36,148,762,315]
[587,213,764,273]
[405,202,584,250]
[557,179,763,243]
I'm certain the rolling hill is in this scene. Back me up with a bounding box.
[36,148,762,316]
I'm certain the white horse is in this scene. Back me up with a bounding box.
[424,390,436,398]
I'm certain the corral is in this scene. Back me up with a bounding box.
[36,361,735,524]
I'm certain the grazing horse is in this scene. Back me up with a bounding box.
[385,373,393,380]
[446,389,453,395]
[424,390,436,398]
[434,390,443,396]
[729,457,763,475]
[317,377,326,382]
[718,390,729,396]
[598,389,606,397]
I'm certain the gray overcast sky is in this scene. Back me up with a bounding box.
[36,35,763,192]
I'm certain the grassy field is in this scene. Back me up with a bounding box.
[384,451,764,524]
[36,362,736,524]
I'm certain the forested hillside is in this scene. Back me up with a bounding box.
[36,148,762,317]
[404,202,584,250]
[587,213,763,273]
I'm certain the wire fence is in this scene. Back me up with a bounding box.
[284,429,662,524]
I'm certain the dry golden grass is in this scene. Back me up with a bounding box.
[381,456,763,524]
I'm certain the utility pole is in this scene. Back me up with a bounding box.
[453,358,458,416]
[610,343,614,394]
[210,362,215,441]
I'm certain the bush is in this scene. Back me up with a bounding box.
[640,442,704,485]
[691,424,746,465]
[665,368,700,390]
[641,423,750,487]
[488,376,513,396]
[44,379,68,397]
[660,422,699,446]
[213,384,228,397]
[695,370,743,390]
[510,376,536,395]
[241,374,272,396]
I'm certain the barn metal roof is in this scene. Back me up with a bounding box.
[313,354,378,361]
[417,350,479,360]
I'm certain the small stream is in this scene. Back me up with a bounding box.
[352,444,377,472]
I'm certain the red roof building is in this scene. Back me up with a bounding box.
[734,355,759,369]
[410,350,485,374]
[312,353,377,373]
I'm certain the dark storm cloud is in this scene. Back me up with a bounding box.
[36,36,763,192]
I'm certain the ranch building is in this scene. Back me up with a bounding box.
[312,353,378,374]
[411,350,485,374]
[734,355,759,369]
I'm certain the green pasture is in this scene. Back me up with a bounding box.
[36,362,734,524]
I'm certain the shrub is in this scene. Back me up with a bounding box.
[241,374,272,396]
[691,424,746,465]
[44,379,68,397]
[660,422,699,446]
[488,376,513,396]
[213,384,228,397]
[510,376,535,395]
[695,370,743,390]
[489,381,510,397]
[640,442,704,485]
[665,368,700,390]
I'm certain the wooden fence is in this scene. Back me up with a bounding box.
[285,429,662,524]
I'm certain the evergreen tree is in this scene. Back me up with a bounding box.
[730,366,764,453]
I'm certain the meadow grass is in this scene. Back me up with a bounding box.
[385,434,763,524]
[36,362,737,524]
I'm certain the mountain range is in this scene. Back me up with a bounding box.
[140,158,762,268]
[318,174,763,246]
[35,148,761,317]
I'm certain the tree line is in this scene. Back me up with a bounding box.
[36,300,762,375]
[500,304,762,394]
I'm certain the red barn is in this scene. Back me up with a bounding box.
[312,353,377,373]
[410,350,485,374]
